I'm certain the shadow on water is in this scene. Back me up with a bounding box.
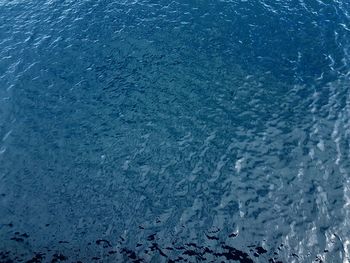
[0,223,333,263]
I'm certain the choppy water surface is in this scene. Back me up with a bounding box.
[1,0,350,262]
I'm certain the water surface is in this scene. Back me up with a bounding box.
[1,0,350,262]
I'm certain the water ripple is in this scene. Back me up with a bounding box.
[0,0,350,262]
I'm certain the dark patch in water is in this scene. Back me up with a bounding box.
[1,235,286,263]
[51,254,67,262]
[147,234,156,241]
[95,239,112,248]
[26,253,44,263]
[205,234,219,240]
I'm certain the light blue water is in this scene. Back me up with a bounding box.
[0,0,350,262]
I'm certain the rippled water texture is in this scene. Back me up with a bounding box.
[1,0,350,262]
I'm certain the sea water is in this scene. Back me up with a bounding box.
[0,0,350,262]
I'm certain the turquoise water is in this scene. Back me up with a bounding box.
[0,0,350,262]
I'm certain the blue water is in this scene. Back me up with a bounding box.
[1,0,350,262]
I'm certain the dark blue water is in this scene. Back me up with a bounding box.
[1,0,350,262]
